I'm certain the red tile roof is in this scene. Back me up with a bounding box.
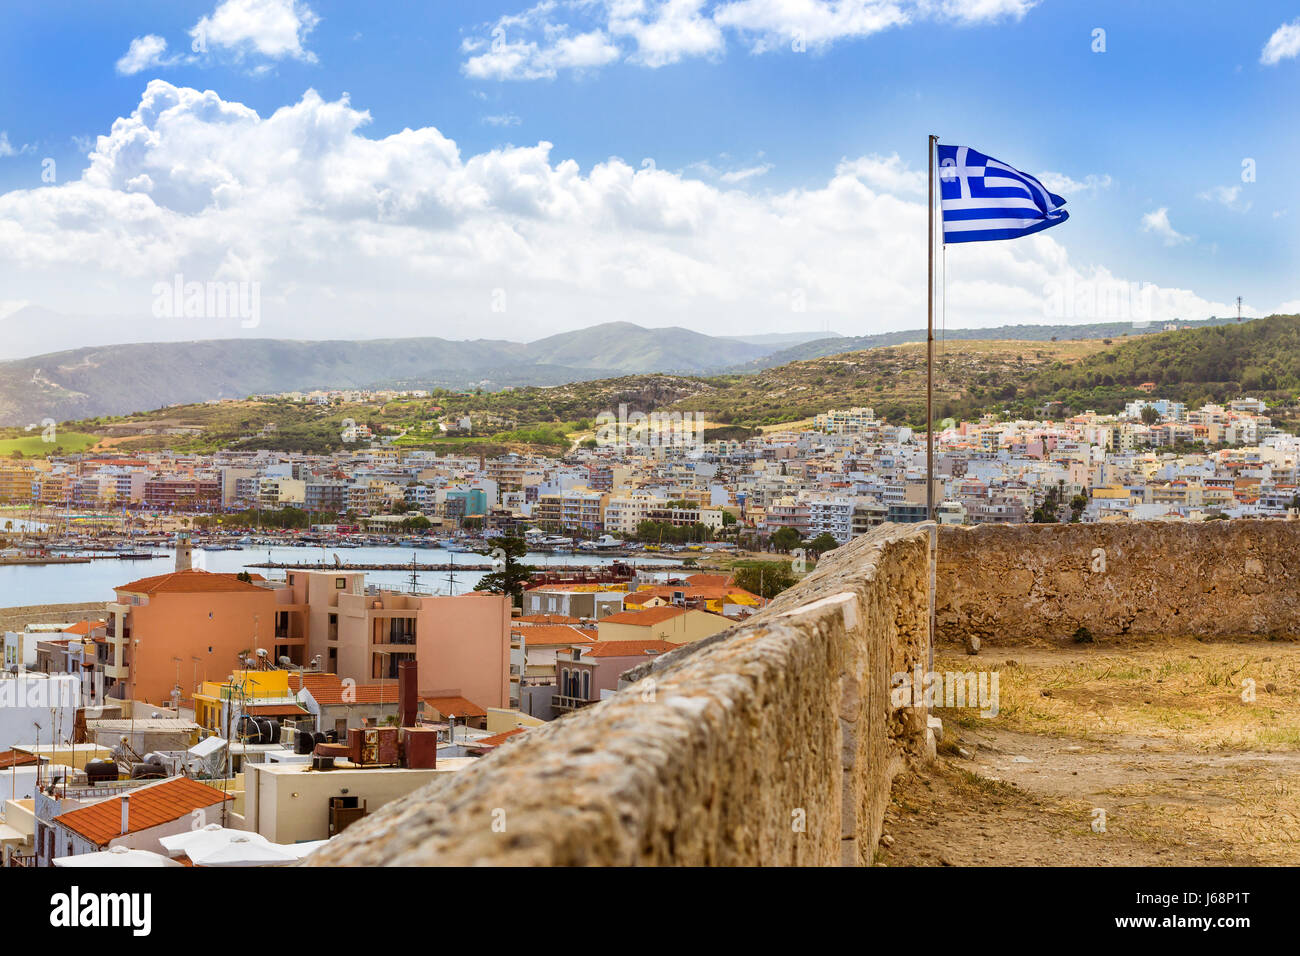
[288,672,400,706]
[473,728,526,748]
[0,749,39,770]
[684,574,732,587]
[422,695,487,719]
[53,777,230,848]
[624,585,759,605]
[63,620,107,636]
[515,614,584,625]
[117,569,267,595]
[245,704,310,718]
[599,606,688,626]
[581,639,681,658]
[509,624,596,644]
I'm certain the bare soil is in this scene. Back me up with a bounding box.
[878,638,1300,866]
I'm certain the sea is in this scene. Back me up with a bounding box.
[0,545,679,608]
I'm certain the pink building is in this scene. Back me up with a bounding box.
[581,639,682,698]
[278,571,511,713]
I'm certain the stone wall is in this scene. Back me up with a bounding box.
[305,524,932,867]
[936,520,1300,645]
[0,602,106,634]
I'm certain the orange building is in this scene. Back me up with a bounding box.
[104,569,308,706]
[100,566,510,714]
[276,571,512,712]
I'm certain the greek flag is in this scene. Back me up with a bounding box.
[937,144,1068,243]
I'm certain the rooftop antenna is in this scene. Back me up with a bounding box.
[1237,296,1243,323]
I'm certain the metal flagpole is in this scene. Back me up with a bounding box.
[927,133,936,525]
[927,134,938,673]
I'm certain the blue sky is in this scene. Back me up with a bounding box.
[0,0,1298,348]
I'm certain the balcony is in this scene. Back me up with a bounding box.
[551,694,595,713]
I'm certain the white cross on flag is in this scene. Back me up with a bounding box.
[937,144,1068,243]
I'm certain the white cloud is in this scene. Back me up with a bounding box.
[483,113,523,127]
[116,35,177,75]
[1197,184,1251,212]
[0,132,31,157]
[612,0,725,67]
[713,0,912,52]
[719,163,773,183]
[464,0,1035,79]
[1261,18,1300,65]
[836,153,925,194]
[463,30,620,81]
[0,82,1258,344]
[1140,207,1191,246]
[192,0,320,63]
[930,0,1037,25]
[1037,171,1111,195]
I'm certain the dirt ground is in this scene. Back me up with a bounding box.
[878,638,1300,866]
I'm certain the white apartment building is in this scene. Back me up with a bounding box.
[804,496,856,544]
[603,492,663,535]
[813,407,878,435]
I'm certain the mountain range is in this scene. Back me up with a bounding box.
[0,311,1259,426]
[0,320,797,425]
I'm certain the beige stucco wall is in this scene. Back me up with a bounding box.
[304,524,932,866]
[596,608,732,644]
[244,763,446,844]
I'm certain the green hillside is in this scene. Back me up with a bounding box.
[1012,314,1300,416]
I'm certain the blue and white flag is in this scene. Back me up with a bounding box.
[937,144,1067,243]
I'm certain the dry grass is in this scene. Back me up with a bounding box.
[937,640,1300,751]
[896,638,1300,865]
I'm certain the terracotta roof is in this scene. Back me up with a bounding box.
[599,606,688,626]
[116,569,267,595]
[0,750,39,770]
[509,624,596,645]
[515,614,583,625]
[288,672,400,706]
[473,728,526,748]
[63,620,107,636]
[245,704,309,718]
[53,777,229,848]
[626,585,759,604]
[581,640,681,658]
[422,695,487,718]
[684,574,732,587]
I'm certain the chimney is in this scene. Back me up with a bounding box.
[120,794,130,834]
[398,659,418,728]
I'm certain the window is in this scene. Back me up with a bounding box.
[336,577,346,589]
